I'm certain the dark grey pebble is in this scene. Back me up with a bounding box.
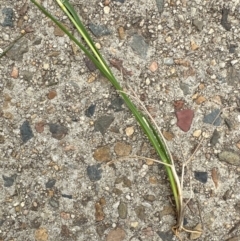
[6,37,29,61]
[84,57,97,72]
[87,164,102,181]
[194,171,208,183]
[203,109,221,126]
[130,34,149,58]
[109,97,124,111]
[210,129,220,146]
[229,44,237,53]
[2,8,14,27]
[61,194,73,199]
[157,231,173,241]
[155,0,165,14]
[94,115,114,135]
[31,217,42,229]
[224,118,233,130]
[45,179,56,188]
[20,121,34,143]
[49,198,59,208]
[2,174,17,187]
[112,0,125,3]
[73,216,88,226]
[85,104,96,117]
[180,82,190,95]
[32,37,42,45]
[0,219,5,226]
[48,123,68,140]
[88,23,111,37]
[221,8,231,31]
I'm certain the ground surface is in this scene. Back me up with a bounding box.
[1,0,240,240]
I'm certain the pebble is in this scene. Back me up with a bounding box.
[139,164,148,177]
[145,78,150,85]
[179,82,190,95]
[109,97,124,111]
[193,129,201,137]
[20,120,34,143]
[49,198,59,208]
[85,104,96,117]
[118,26,126,40]
[135,205,145,220]
[195,96,206,105]
[45,179,56,188]
[87,164,102,181]
[190,40,199,50]
[47,90,57,100]
[106,227,126,241]
[113,0,125,2]
[143,194,156,202]
[157,231,173,241]
[114,142,132,156]
[149,61,158,72]
[130,222,138,228]
[163,58,174,65]
[2,8,14,27]
[84,57,97,72]
[218,150,240,166]
[103,6,110,14]
[219,62,225,68]
[210,129,220,146]
[155,0,165,13]
[118,201,127,219]
[35,228,48,241]
[88,23,111,37]
[125,126,134,136]
[94,115,114,135]
[54,25,65,37]
[22,70,34,81]
[93,146,112,162]
[6,37,29,61]
[194,171,208,183]
[0,135,5,144]
[2,174,17,187]
[176,109,194,132]
[87,73,97,83]
[193,19,204,31]
[130,34,148,58]
[165,36,172,43]
[163,131,174,141]
[221,7,231,31]
[35,121,45,133]
[231,60,238,66]
[95,200,105,221]
[48,123,68,140]
[203,109,221,126]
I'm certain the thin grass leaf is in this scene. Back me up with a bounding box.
[30,0,182,224]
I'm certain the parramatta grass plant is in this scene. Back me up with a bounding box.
[30,0,201,238]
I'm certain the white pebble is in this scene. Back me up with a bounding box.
[145,78,150,85]
[103,6,110,14]
[231,59,238,65]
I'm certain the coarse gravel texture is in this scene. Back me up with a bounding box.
[1,0,240,241]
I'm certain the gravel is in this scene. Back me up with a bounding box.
[1,0,240,240]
